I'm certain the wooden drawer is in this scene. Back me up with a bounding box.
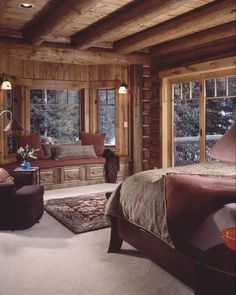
[40,169,57,185]
[61,166,86,183]
[87,165,104,180]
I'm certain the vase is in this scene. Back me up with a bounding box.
[21,160,31,170]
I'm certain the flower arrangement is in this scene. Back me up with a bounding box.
[16,144,39,161]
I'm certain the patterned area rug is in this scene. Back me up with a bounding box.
[44,193,111,234]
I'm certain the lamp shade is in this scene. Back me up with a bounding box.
[1,80,12,90]
[0,109,24,132]
[208,122,236,164]
[4,117,24,132]
[118,82,128,94]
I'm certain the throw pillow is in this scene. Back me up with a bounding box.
[50,142,82,159]
[79,132,106,156]
[16,132,44,159]
[51,144,97,159]
[41,143,53,159]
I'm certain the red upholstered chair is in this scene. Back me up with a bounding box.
[0,182,44,230]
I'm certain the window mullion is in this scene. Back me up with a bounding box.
[199,76,205,163]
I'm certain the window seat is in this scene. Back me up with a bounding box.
[2,157,106,190]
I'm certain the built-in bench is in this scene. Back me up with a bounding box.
[3,157,106,190]
[2,156,129,190]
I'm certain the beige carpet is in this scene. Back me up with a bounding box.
[0,184,193,295]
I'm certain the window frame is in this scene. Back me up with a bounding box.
[161,68,235,168]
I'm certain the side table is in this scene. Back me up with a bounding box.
[11,166,40,187]
[195,243,236,295]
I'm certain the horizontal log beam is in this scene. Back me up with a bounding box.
[23,0,101,46]
[151,21,236,57]
[13,78,120,89]
[0,37,150,65]
[114,0,236,54]
[153,37,236,70]
[71,0,213,50]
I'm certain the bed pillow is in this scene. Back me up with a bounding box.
[16,132,44,159]
[208,122,236,164]
[79,132,106,156]
[51,144,97,159]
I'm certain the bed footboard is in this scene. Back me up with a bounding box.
[107,216,203,288]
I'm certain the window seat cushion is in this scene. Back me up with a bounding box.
[1,157,105,172]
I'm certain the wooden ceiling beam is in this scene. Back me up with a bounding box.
[23,0,101,46]
[0,37,150,66]
[153,37,236,70]
[114,0,236,54]
[71,0,214,50]
[151,21,236,57]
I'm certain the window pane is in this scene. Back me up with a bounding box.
[228,76,236,96]
[30,89,80,143]
[107,90,115,104]
[98,89,116,146]
[191,81,200,99]
[216,77,226,97]
[173,84,181,100]
[205,79,215,97]
[206,97,236,161]
[182,82,190,100]
[174,100,199,166]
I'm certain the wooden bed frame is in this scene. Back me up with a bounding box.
[108,216,204,289]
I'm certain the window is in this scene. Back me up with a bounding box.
[97,89,116,146]
[170,74,236,166]
[30,89,80,143]
[205,76,236,161]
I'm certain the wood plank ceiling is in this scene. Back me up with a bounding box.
[0,0,235,65]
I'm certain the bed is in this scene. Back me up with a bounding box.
[105,162,236,288]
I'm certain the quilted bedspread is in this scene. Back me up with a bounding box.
[105,162,236,248]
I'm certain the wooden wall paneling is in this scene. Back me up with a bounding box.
[80,88,90,132]
[89,87,97,133]
[120,91,129,156]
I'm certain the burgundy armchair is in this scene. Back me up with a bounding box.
[0,182,44,230]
